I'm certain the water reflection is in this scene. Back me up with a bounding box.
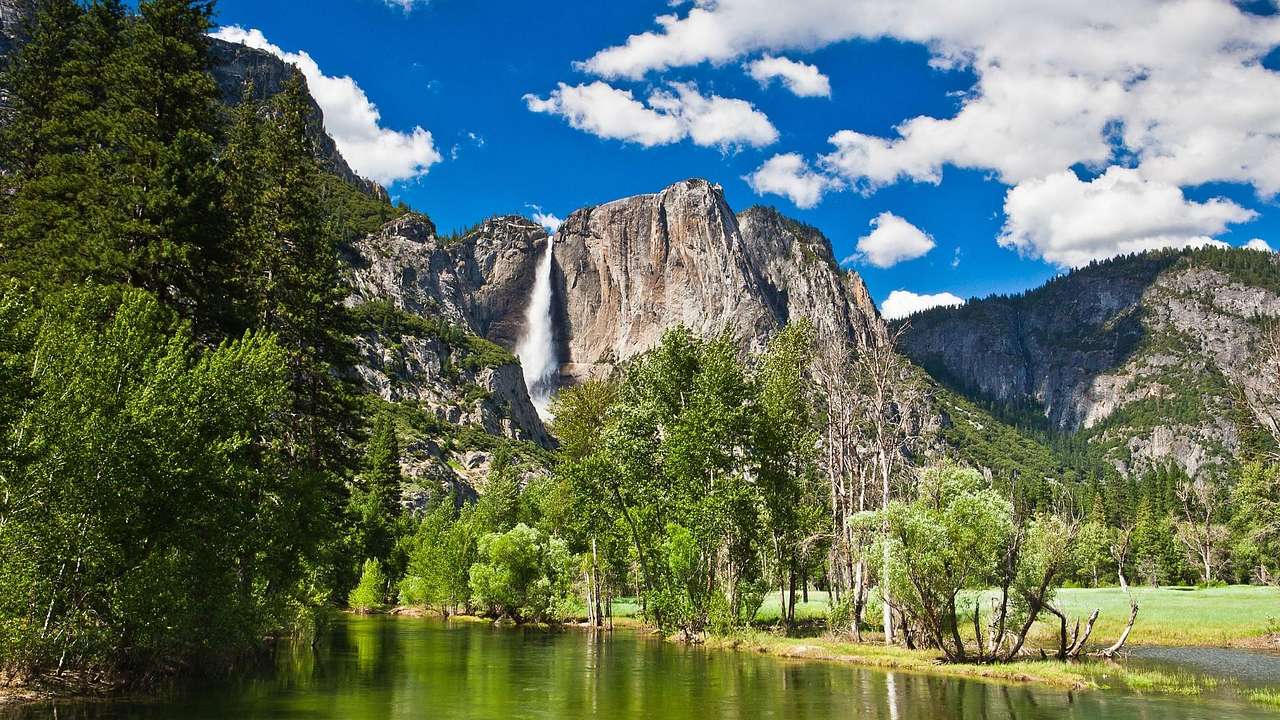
[4,617,1276,720]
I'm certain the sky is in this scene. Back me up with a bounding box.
[208,0,1280,319]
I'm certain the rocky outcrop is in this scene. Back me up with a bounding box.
[0,0,33,61]
[347,213,546,346]
[552,179,885,381]
[345,213,551,448]
[207,38,386,200]
[0,0,35,117]
[899,249,1280,475]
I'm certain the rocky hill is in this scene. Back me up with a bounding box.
[553,179,885,382]
[899,248,1280,476]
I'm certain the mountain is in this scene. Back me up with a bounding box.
[899,248,1280,476]
[0,1,382,199]
[552,178,885,382]
[207,38,386,199]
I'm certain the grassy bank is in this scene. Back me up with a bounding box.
[705,631,1233,697]
[1037,586,1279,647]
[617,585,1280,648]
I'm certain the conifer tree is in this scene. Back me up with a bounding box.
[349,410,404,570]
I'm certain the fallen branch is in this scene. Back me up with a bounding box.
[1093,600,1138,659]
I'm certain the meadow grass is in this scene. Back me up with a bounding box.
[1034,585,1280,646]
[614,585,1280,647]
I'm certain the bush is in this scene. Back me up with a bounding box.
[468,524,574,623]
[348,559,388,613]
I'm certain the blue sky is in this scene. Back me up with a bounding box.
[209,0,1280,317]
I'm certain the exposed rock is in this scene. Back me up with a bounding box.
[207,38,386,200]
[899,250,1280,474]
[552,179,885,381]
[345,212,551,448]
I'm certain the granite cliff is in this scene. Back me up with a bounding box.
[552,179,885,382]
[899,249,1280,475]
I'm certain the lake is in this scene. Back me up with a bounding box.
[4,616,1276,719]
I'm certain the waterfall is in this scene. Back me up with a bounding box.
[515,236,559,419]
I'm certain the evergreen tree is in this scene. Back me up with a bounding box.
[349,410,403,573]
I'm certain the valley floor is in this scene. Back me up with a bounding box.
[615,585,1280,648]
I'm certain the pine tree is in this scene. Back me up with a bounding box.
[349,410,404,568]
[0,0,89,272]
[1,0,223,321]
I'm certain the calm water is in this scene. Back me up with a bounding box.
[5,616,1277,719]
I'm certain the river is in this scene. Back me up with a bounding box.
[4,616,1277,719]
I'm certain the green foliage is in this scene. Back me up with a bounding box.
[348,559,388,613]
[468,524,574,623]
[398,501,478,615]
[0,285,322,676]
[347,410,404,583]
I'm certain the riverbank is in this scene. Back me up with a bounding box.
[615,585,1280,648]
[701,631,1254,697]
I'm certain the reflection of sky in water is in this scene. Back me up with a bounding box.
[1126,646,1280,689]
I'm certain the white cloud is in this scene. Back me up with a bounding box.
[848,212,935,268]
[212,26,441,186]
[578,0,1280,197]
[529,208,563,234]
[1246,238,1275,252]
[746,55,831,97]
[524,81,776,150]
[999,167,1257,269]
[384,0,425,10]
[744,153,842,208]
[881,290,964,320]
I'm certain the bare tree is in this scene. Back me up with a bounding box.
[815,327,926,645]
[852,327,926,645]
[1174,478,1229,584]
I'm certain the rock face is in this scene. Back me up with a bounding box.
[0,0,34,61]
[207,38,387,200]
[552,179,885,381]
[0,0,35,116]
[346,213,551,448]
[899,250,1280,475]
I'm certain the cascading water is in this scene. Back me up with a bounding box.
[515,237,559,419]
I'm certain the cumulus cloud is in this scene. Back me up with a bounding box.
[881,290,964,320]
[384,0,426,10]
[523,81,776,150]
[527,206,564,234]
[744,153,842,208]
[847,212,935,268]
[999,167,1257,269]
[1246,238,1275,252]
[212,26,441,186]
[746,55,831,97]
[578,0,1280,196]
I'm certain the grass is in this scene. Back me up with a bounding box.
[612,585,1280,647]
[1248,689,1280,708]
[702,631,1225,695]
[1030,586,1280,647]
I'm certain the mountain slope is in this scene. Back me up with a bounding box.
[899,248,1280,475]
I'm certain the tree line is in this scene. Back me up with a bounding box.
[0,0,393,683]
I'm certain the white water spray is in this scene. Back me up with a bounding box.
[515,237,559,419]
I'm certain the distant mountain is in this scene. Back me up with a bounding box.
[899,248,1280,476]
